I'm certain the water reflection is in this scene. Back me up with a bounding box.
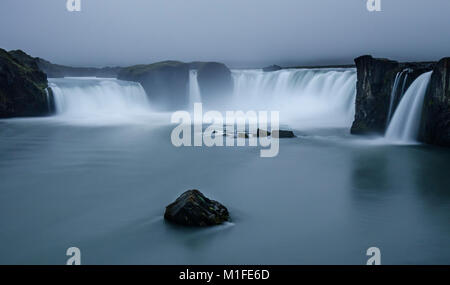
[351,147,390,195]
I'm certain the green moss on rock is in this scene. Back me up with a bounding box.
[0,48,52,118]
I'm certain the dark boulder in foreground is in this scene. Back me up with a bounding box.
[262,65,282,72]
[272,130,296,138]
[164,190,229,227]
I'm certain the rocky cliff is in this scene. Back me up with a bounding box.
[2,48,235,112]
[351,55,434,135]
[194,62,233,107]
[118,61,233,110]
[0,49,53,118]
[420,58,450,146]
[118,61,190,110]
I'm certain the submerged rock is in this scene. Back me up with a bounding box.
[164,190,229,227]
[223,128,294,138]
[256,128,271,137]
[272,130,296,138]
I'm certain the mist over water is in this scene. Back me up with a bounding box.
[49,77,154,125]
[186,68,357,130]
[385,71,433,144]
[1,0,450,266]
[1,68,449,265]
[49,69,357,130]
[229,68,356,128]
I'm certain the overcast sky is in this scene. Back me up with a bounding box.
[1,0,449,68]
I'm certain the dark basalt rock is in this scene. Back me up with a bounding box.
[272,130,295,138]
[195,62,233,107]
[351,55,434,135]
[350,55,400,135]
[164,190,229,227]
[262,65,282,72]
[118,61,233,110]
[420,58,450,146]
[118,61,190,110]
[0,49,53,118]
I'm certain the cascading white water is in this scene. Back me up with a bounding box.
[189,70,202,107]
[230,68,357,128]
[48,77,151,124]
[385,71,432,143]
[44,88,51,112]
[400,72,410,97]
[387,69,410,124]
[48,70,356,128]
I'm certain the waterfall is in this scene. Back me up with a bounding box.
[400,72,410,96]
[387,69,410,124]
[45,88,51,112]
[48,77,151,121]
[46,69,356,128]
[230,68,357,128]
[189,70,202,107]
[385,71,432,143]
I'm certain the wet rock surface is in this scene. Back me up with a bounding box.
[351,55,434,135]
[256,128,271,137]
[350,55,400,135]
[214,127,295,139]
[420,58,450,146]
[271,130,295,138]
[164,190,229,227]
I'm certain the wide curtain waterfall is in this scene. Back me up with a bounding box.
[49,77,151,122]
[51,69,357,128]
[385,71,433,143]
[190,68,357,128]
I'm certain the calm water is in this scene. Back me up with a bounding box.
[0,117,449,265]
